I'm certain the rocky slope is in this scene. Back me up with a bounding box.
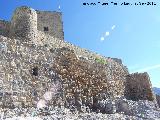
[1,99,160,120]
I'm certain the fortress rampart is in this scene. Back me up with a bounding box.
[0,35,157,109]
[0,6,158,111]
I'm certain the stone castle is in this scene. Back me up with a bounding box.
[0,6,159,115]
[0,6,64,41]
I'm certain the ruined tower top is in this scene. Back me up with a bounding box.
[0,6,64,41]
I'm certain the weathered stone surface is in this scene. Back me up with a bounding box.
[0,102,160,120]
[0,6,160,120]
[125,72,154,101]
[37,10,64,40]
[0,35,129,109]
[96,99,116,114]
[0,20,10,37]
[1,6,63,41]
[51,47,128,109]
[10,6,37,41]
[116,99,131,115]
[156,95,160,107]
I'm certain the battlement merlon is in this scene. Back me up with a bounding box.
[0,6,64,41]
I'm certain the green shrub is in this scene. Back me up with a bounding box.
[95,57,107,65]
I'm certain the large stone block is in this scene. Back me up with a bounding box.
[125,72,154,101]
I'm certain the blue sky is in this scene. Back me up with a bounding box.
[0,0,160,87]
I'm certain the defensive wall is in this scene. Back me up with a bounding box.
[0,35,157,109]
[0,6,158,110]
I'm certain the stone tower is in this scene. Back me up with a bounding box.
[36,10,64,40]
[10,6,37,42]
[0,6,64,42]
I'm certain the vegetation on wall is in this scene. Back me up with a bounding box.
[95,57,107,65]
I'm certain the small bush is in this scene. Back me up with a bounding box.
[95,57,107,65]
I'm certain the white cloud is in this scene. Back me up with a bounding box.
[111,25,116,30]
[132,64,160,73]
[100,37,105,41]
[105,31,110,36]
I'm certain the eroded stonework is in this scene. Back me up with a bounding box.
[125,73,154,101]
[0,6,159,119]
[0,6,64,41]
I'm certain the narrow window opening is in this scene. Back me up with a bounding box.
[32,67,38,76]
[44,27,49,31]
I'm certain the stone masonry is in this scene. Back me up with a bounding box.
[0,6,158,112]
[36,10,64,40]
[0,6,64,41]
[0,20,10,37]
[125,73,154,101]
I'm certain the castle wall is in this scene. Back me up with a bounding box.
[0,20,10,37]
[10,6,37,42]
[0,6,158,111]
[35,30,128,70]
[0,35,129,108]
[35,31,129,83]
[125,73,155,101]
[36,11,64,40]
